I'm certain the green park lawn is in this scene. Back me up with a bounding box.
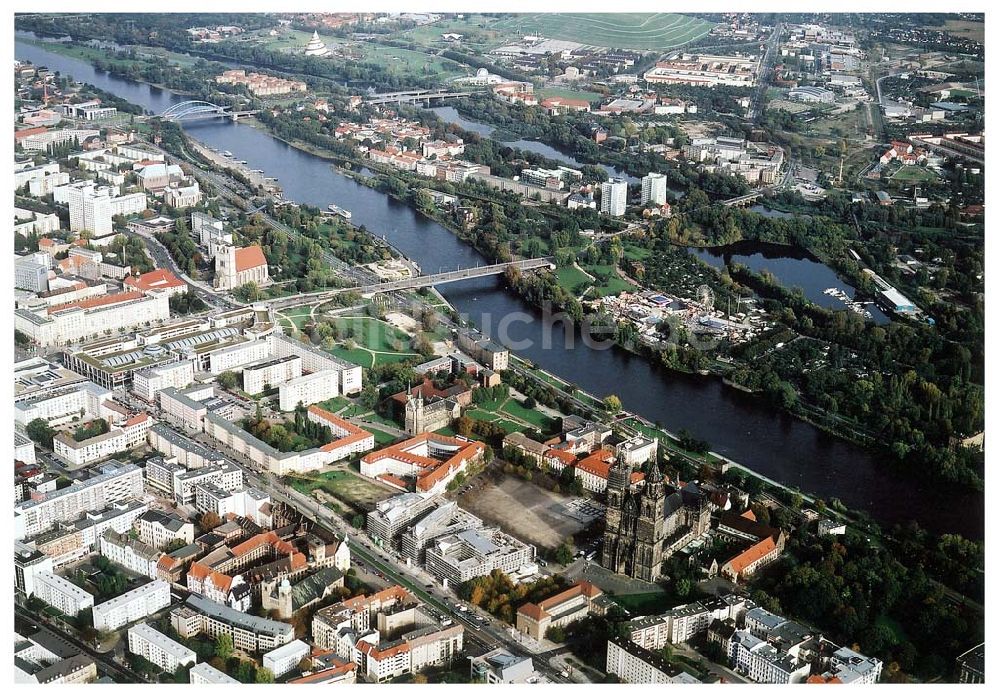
[555,265,594,294]
[499,398,557,432]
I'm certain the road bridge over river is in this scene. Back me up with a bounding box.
[267,258,554,309]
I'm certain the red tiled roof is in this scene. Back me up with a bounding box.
[124,269,186,293]
[723,536,777,577]
[124,412,150,427]
[48,290,144,314]
[377,473,408,490]
[575,449,615,479]
[518,602,545,622]
[807,675,843,684]
[535,582,603,613]
[188,561,234,593]
[545,448,578,466]
[15,127,48,141]
[234,245,267,272]
[287,662,356,683]
[308,405,373,452]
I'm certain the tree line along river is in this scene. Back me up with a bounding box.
[15,36,982,539]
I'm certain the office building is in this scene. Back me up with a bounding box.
[98,529,163,578]
[424,527,535,588]
[15,542,54,597]
[135,509,196,549]
[269,333,363,395]
[15,290,170,346]
[607,637,701,684]
[470,648,540,683]
[367,493,439,549]
[15,256,50,293]
[133,360,195,402]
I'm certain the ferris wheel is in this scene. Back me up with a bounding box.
[697,284,715,310]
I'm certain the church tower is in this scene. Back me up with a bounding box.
[601,454,636,576]
[404,390,425,435]
[214,243,237,290]
[633,460,667,581]
[601,455,668,582]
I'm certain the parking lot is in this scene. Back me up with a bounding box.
[457,475,597,550]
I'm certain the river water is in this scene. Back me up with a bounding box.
[16,36,982,539]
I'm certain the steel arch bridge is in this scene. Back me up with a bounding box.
[160,100,232,122]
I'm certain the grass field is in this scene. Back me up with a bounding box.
[583,264,636,296]
[252,28,348,53]
[323,315,423,369]
[331,316,412,353]
[890,166,939,183]
[316,396,352,414]
[465,410,525,435]
[401,16,504,51]
[286,469,395,513]
[359,44,468,82]
[922,19,984,43]
[555,265,594,294]
[623,244,652,262]
[488,13,715,51]
[537,87,606,103]
[499,398,557,432]
[278,304,316,333]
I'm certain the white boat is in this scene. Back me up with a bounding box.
[221,150,233,157]
[328,204,352,219]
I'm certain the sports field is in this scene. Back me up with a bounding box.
[489,13,715,51]
[890,166,939,183]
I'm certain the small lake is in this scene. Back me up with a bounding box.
[426,106,638,183]
[690,241,891,325]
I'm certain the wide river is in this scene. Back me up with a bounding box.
[17,36,982,539]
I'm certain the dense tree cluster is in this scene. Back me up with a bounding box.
[757,528,983,681]
[458,570,569,625]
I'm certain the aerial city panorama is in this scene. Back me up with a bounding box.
[10,6,987,688]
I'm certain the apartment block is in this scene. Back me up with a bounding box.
[278,369,339,411]
[128,623,196,673]
[171,595,294,652]
[14,461,144,539]
[242,355,302,395]
[33,571,95,616]
[92,579,171,631]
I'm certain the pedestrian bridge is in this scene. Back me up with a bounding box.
[268,257,555,309]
